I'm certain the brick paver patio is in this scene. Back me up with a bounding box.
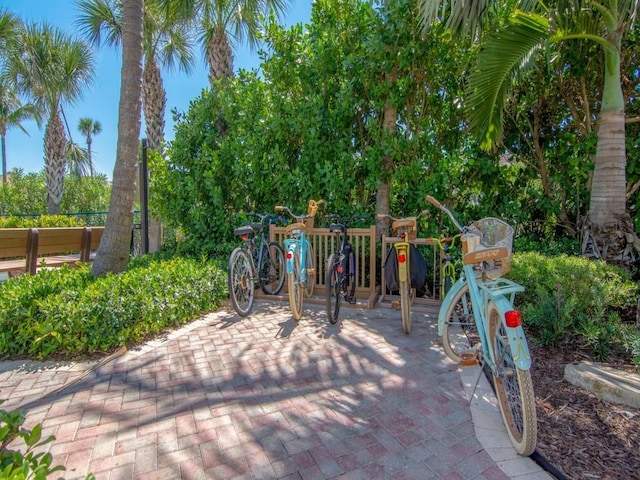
[1,300,513,480]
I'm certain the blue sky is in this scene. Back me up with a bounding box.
[1,0,312,179]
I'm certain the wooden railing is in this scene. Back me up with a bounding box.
[270,225,379,308]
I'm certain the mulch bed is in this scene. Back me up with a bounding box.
[529,345,640,480]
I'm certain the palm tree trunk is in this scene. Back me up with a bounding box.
[207,30,233,83]
[44,110,67,214]
[582,39,639,265]
[1,132,7,184]
[142,56,166,151]
[91,0,144,276]
[376,89,397,239]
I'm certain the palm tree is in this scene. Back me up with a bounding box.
[91,0,144,276]
[77,0,195,152]
[78,117,102,175]
[7,23,93,214]
[167,0,290,84]
[0,82,40,183]
[419,0,640,265]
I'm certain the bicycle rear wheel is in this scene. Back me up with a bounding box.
[304,243,316,297]
[489,301,537,456]
[228,247,254,317]
[288,249,304,320]
[400,279,411,334]
[259,242,285,295]
[441,283,478,363]
[325,253,341,324]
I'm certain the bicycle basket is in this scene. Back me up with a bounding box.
[461,217,514,279]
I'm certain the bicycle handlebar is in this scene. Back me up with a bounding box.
[425,196,465,232]
[276,199,325,222]
[326,213,369,225]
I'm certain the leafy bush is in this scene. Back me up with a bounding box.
[0,257,227,359]
[0,169,110,218]
[510,252,640,362]
[0,215,86,228]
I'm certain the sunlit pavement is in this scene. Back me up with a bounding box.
[1,299,551,479]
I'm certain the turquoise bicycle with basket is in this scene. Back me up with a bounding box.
[276,200,323,320]
[426,195,537,456]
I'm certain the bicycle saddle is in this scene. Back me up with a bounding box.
[392,218,416,232]
[233,222,262,237]
[285,222,307,235]
[329,223,346,234]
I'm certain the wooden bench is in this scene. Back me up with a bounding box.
[0,226,105,277]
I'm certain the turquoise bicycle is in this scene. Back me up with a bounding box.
[275,200,323,320]
[426,195,537,456]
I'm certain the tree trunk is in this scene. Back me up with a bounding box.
[91,0,144,277]
[142,56,166,152]
[375,94,397,240]
[581,37,639,266]
[1,132,7,184]
[44,110,67,215]
[207,30,234,83]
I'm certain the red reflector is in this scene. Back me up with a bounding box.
[505,310,522,328]
[400,232,406,239]
[337,265,343,273]
[241,235,248,241]
[286,252,292,260]
[398,254,406,263]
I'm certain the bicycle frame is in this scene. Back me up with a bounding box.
[440,267,531,370]
[283,225,311,284]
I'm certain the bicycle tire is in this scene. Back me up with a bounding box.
[489,301,537,456]
[347,250,356,299]
[440,283,478,363]
[228,247,254,317]
[288,249,304,320]
[304,243,316,297]
[400,279,411,334]
[259,242,285,295]
[325,253,341,324]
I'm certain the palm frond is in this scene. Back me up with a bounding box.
[465,11,549,150]
[76,0,123,48]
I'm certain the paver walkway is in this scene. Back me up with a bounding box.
[1,300,550,480]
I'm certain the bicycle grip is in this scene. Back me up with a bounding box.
[425,195,442,208]
[275,206,284,212]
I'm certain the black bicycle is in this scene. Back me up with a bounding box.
[228,213,286,316]
[325,214,368,324]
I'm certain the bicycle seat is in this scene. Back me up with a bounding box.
[233,223,262,237]
[285,222,307,235]
[329,223,346,234]
[392,218,416,232]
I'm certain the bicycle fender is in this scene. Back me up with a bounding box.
[283,239,297,275]
[437,277,467,337]
[490,296,532,370]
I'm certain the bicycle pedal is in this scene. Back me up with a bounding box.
[347,296,357,304]
[459,352,479,367]
[391,300,400,309]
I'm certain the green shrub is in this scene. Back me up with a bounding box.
[0,257,227,359]
[0,215,86,228]
[510,252,640,362]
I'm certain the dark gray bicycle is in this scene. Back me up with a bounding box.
[228,213,286,316]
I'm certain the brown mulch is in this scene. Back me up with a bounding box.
[529,344,640,480]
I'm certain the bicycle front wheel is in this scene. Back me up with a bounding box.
[489,301,537,456]
[399,279,411,334]
[288,249,304,320]
[325,253,341,324]
[441,283,478,363]
[228,248,255,317]
[304,243,316,297]
[259,242,285,295]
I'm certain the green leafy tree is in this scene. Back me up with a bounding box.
[419,0,640,265]
[7,22,93,214]
[77,117,102,175]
